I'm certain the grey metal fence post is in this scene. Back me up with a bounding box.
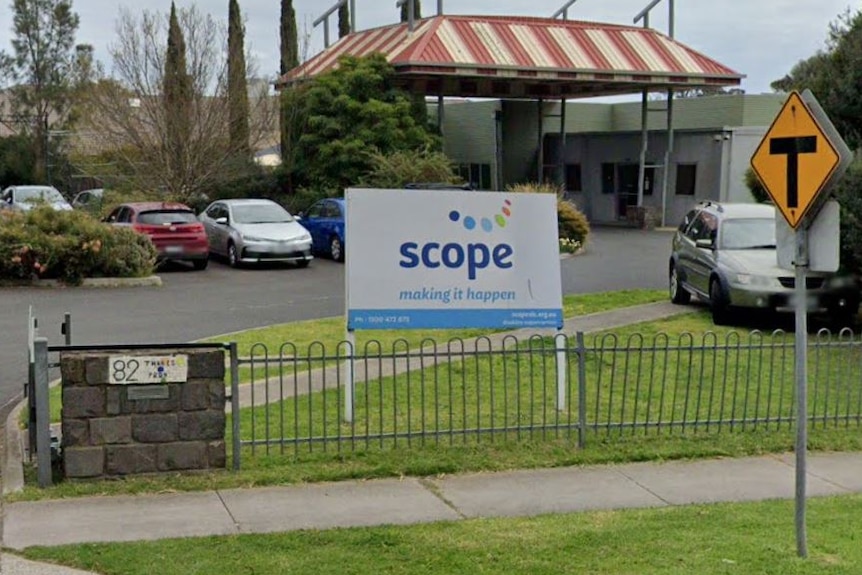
[34,337,52,488]
[555,333,567,412]
[229,342,241,471]
[576,331,588,449]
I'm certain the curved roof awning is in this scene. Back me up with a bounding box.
[277,15,744,99]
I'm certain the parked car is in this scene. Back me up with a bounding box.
[298,198,345,262]
[104,202,209,270]
[198,199,313,268]
[71,188,104,214]
[0,185,72,212]
[669,201,860,325]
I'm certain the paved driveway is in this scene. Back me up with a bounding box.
[0,227,673,409]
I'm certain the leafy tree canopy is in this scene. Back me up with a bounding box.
[293,55,439,192]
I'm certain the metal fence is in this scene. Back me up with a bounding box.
[236,328,862,459]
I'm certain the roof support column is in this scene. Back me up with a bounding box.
[637,89,648,208]
[558,98,567,191]
[660,90,675,227]
[437,93,444,134]
[537,98,545,185]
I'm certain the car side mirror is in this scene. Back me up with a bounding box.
[695,238,715,250]
[215,217,228,225]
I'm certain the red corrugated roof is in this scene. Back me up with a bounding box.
[279,15,743,98]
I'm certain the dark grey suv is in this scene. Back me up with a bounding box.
[669,202,859,325]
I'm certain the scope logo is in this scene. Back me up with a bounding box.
[399,200,515,280]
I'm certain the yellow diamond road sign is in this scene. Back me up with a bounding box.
[751,91,840,229]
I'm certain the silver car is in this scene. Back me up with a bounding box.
[199,199,313,268]
[669,201,859,325]
[1,185,73,212]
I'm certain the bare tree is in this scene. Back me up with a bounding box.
[79,4,276,200]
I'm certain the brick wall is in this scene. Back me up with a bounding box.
[59,348,226,479]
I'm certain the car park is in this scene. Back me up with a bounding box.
[104,202,209,270]
[298,198,345,262]
[669,201,860,325]
[198,198,313,268]
[1,185,73,212]
[71,188,104,214]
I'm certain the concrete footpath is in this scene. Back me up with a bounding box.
[5,302,862,573]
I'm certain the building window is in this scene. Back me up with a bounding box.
[457,163,493,190]
[565,164,582,192]
[601,163,615,194]
[676,164,697,196]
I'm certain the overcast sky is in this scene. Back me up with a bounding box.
[0,0,855,98]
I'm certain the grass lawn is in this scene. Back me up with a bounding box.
[19,495,862,574]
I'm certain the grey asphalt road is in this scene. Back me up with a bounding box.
[0,227,673,409]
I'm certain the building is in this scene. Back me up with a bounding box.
[434,93,785,226]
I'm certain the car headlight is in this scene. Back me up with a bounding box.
[299,233,311,242]
[733,273,774,287]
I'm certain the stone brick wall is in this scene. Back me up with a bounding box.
[60,348,226,479]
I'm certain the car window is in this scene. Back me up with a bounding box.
[17,187,64,203]
[678,209,698,233]
[720,218,776,250]
[137,210,197,225]
[306,202,323,218]
[232,203,293,224]
[323,202,341,218]
[694,213,718,243]
[206,204,223,219]
[117,207,133,223]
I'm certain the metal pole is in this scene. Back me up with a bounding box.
[34,337,52,488]
[794,227,809,558]
[637,90,648,208]
[661,90,674,227]
[323,21,330,48]
[537,98,545,184]
[229,342,241,471]
[437,94,445,133]
[576,331,587,449]
[555,333,567,412]
[438,0,443,16]
[408,0,415,31]
[559,99,567,190]
[350,0,356,33]
[344,331,355,423]
[668,0,675,38]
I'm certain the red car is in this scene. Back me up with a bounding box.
[104,202,210,270]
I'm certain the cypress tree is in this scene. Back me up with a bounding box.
[228,0,250,157]
[338,2,350,39]
[280,0,298,75]
[164,1,192,188]
[400,0,421,22]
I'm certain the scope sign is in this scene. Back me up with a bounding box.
[346,189,563,330]
[751,91,842,229]
[108,355,189,384]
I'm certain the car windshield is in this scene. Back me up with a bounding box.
[17,187,64,203]
[232,203,294,224]
[138,210,197,225]
[720,218,776,250]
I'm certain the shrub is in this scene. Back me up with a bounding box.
[359,148,461,189]
[0,207,156,285]
[744,167,770,204]
[507,182,591,249]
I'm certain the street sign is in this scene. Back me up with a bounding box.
[751,91,845,229]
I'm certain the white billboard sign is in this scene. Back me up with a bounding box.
[346,189,563,330]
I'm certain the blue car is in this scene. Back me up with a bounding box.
[300,198,345,262]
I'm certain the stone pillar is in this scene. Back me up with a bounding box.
[60,348,226,479]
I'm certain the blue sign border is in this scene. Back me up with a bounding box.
[348,309,564,330]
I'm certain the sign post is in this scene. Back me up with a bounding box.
[750,90,852,558]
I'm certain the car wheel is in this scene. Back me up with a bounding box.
[330,236,344,262]
[669,264,691,305]
[192,259,208,271]
[709,278,731,326]
[228,242,240,268]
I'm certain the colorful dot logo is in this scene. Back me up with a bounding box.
[449,200,512,233]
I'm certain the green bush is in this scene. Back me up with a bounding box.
[507,182,591,249]
[359,148,461,189]
[744,167,770,204]
[0,207,157,285]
